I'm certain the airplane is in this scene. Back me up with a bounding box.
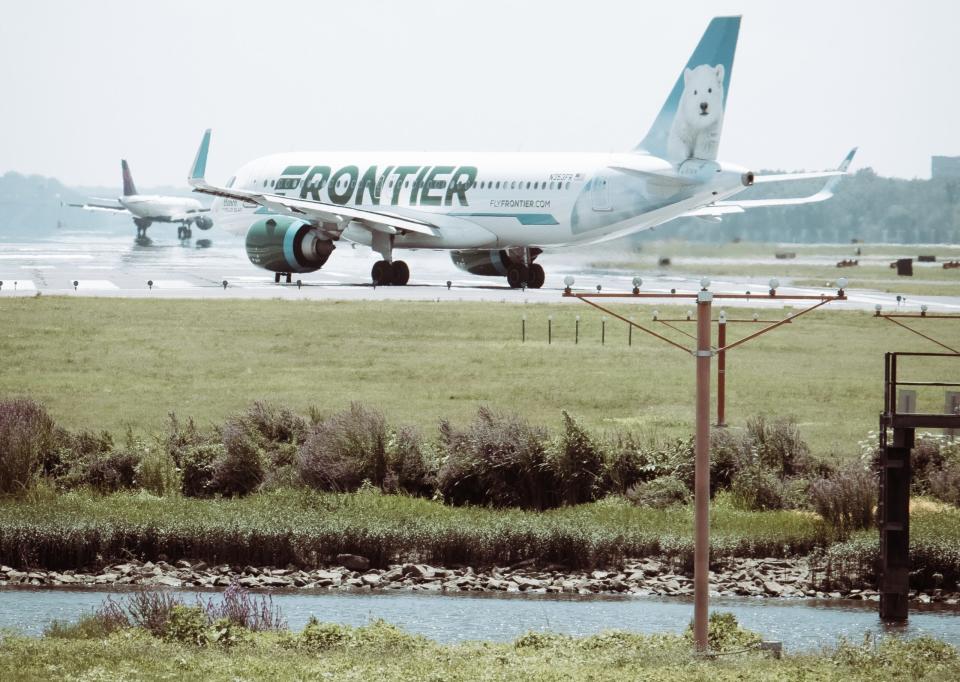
[70,160,213,240]
[186,16,855,287]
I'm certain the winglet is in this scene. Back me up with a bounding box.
[837,147,858,173]
[189,129,212,186]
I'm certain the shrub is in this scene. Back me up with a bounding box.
[550,412,604,505]
[243,401,308,447]
[124,590,183,636]
[300,616,349,650]
[385,425,435,496]
[911,434,960,494]
[210,422,265,497]
[929,462,960,507]
[709,428,746,492]
[436,407,556,509]
[809,464,876,535]
[201,581,286,631]
[745,415,811,478]
[0,398,57,494]
[684,611,761,652]
[163,605,209,646]
[79,449,140,493]
[137,448,180,497]
[209,618,248,648]
[180,443,225,497]
[602,433,647,495]
[730,464,785,511]
[626,475,690,509]
[298,403,389,492]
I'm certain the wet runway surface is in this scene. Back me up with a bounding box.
[2,231,958,312]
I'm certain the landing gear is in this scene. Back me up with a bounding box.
[177,226,193,240]
[274,272,292,284]
[506,263,545,289]
[371,260,410,286]
[134,218,151,239]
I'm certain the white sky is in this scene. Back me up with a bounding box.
[1,0,957,187]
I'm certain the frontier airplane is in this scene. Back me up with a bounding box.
[188,16,854,287]
[71,160,213,240]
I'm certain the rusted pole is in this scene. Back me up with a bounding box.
[717,312,727,427]
[694,287,713,652]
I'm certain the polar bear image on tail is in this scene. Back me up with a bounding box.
[666,64,725,163]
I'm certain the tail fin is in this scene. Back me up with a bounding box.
[636,16,741,164]
[121,159,138,196]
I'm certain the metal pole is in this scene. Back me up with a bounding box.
[693,288,713,652]
[717,315,727,427]
[601,318,606,345]
[628,317,633,346]
[575,317,579,344]
[548,316,552,345]
[522,316,526,343]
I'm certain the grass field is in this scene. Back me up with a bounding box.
[589,240,960,297]
[1,296,955,456]
[1,621,957,681]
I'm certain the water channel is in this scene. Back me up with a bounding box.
[1,587,958,651]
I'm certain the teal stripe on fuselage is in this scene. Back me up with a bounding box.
[450,212,558,226]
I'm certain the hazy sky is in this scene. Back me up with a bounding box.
[1,0,957,187]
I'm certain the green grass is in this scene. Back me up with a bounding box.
[1,296,953,457]
[0,488,833,570]
[1,622,958,681]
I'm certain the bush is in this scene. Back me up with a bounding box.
[745,415,811,478]
[137,448,180,497]
[0,398,57,494]
[385,425,435,496]
[709,428,746,492]
[243,401,308,447]
[298,403,389,492]
[809,464,876,535]
[163,605,209,646]
[201,581,286,631]
[550,412,604,505]
[911,434,960,494]
[300,616,349,650]
[436,407,556,509]
[626,475,690,509]
[929,462,960,506]
[684,611,761,652]
[730,464,785,511]
[180,443,224,497]
[210,422,265,497]
[79,449,140,493]
[602,433,647,495]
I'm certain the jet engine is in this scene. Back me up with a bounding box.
[245,216,335,273]
[194,215,214,230]
[450,249,512,276]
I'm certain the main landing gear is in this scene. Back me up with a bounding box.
[371,260,409,286]
[506,263,545,289]
[274,272,293,284]
[177,225,193,240]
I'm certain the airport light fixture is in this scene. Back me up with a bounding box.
[768,278,779,296]
[564,275,575,294]
[561,285,846,652]
[632,277,643,295]
[873,306,960,354]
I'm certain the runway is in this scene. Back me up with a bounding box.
[2,231,959,313]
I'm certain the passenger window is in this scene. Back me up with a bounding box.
[510,181,516,189]
[565,182,570,190]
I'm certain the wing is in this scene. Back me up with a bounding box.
[66,198,129,214]
[684,148,857,218]
[187,129,439,238]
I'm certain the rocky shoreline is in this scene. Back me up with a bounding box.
[2,556,957,605]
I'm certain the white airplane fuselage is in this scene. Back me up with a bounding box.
[120,195,204,221]
[213,152,749,251]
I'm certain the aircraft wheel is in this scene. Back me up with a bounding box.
[528,264,545,289]
[506,266,526,289]
[274,272,281,284]
[392,260,410,286]
[371,260,394,286]
[185,227,192,239]
[177,227,183,239]
[285,273,292,284]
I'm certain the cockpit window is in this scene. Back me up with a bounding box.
[225,177,236,188]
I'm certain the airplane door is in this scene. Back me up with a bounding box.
[591,176,611,212]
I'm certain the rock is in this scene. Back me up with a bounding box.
[402,563,435,579]
[238,576,260,588]
[591,570,610,580]
[154,575,183,588]
[260,576,293,587]
[763,581,785,596]
[361,573,382,587]
[511,558,537,570]
[381,567,404,582]
[510,576,543,590]
[175,560,192,569]
[337,554,370,572]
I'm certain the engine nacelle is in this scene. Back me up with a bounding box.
[450,249,512,276]
[194,215,214,230]
[245,216,335,273]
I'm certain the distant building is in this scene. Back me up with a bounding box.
[932,156,960,179]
